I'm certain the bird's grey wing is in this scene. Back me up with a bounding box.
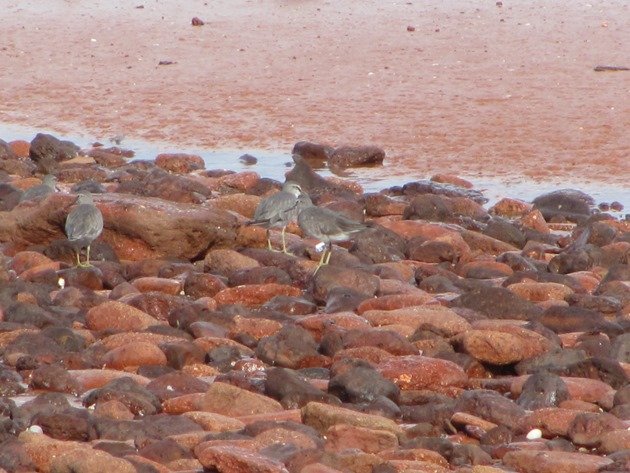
[253,191,295,224]
[65,205,104,241]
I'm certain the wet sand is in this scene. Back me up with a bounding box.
[1,0,629,187]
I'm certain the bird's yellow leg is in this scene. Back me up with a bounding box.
[281,226,289,254]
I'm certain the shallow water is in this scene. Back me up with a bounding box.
[2,122,628,212]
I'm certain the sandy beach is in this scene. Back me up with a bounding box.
[1,0,629,189]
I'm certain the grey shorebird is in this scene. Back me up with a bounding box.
[297,204,369,270]
[250,181,312,253]
[20,174,57,202]
[65,192,104,267]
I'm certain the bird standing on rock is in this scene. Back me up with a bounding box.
[251,181,312,253]
[65,192,103,267]
[297,205,369,271]
[19,174,57,202]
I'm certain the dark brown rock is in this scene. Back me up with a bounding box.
[265,367,340,409]
[329,145,385,168]
[256,325,321,369]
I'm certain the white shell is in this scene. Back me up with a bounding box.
[526,428,543,440]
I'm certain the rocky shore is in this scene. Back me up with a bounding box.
[0,133,628,473]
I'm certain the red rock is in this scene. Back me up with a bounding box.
[229,315,282,340]
[460,229,519,254]
[361,305,470,337]
[430,174,473,189]
[519,407,581,437]
[458,260,514,279]
[383,459,451,472]
[331,346,395,365]
[296,313,371,341]
[301,402,402,435]
[489,197,533,217]
[131,276,182,295]
[155,153,204,173]
[8,139,30,158]
[520,209,551,233]
[511,376,615,409]
[50,447,137,473]
[324,424,398,453]
[68,370,150,394]
[97,332,183,351]
[356,293,437,314]
[10,251,54,275]
[102,341,167,370]
[237,408,302,425]
[218,171,260,192]
[458,327,554,365]
[182,411,246,432]
[184,271,227,298]
[93,399,135,420]
[507,281,574,302]
[566,271,601,293]
[253,426,319,450]
[599,429,630,454]
[193,337,254,356]
[18,431,86,473]
[568,412,626,447]
[197,382,283,417]
[502,450,613,473]
[85,301,162,331]
[376,355,467,392]
[19,261,62,282]
[194,445,287,473]
[204,248,260,275]
[213,193,260,219]
[162,393,206,414]
[214,283,302,308]
[380,447,448,467]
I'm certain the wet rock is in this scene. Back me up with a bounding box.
[214,283,301,308]
[195,444,287,473]
[457,325,555,365]
[320,328,417,357]
[324,286,370,313]
[265,367,340,409]
[83,377,162,416]
[403,194,455,222]
[29,133,80,170]
[30,363,82,395]
[183,271,227,299]
[325,423,398,453]
[31,407,95,441]
[451,286,543,320]
[401,180,487,204]
[536,305,622,335]
[228,266,292,287]
[204,248,260,275]
[328,145,385,168]
[85,300,161,332]
[350,225,406,263]
[301,401,402,436]
[568,412,626,447]
[533,189,594,223]
[328,365,400,404]
[262,295,317,316]
[292,141,333,164]
[256,325,321,369]
[155,153,205,173]
[483,217,527,248]
[454,390,526,431]
[377,355,467,392]
[458,260,514,279]
[101,192,238,259]
[102,341,167,370]
[198,382,283,417]
[311,265,379,303]
[364,193,407,217]
[517,370,570,409]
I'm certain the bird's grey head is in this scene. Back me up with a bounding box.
[76,192,94,205]
[282,181,303,197]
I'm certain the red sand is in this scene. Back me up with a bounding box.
[1,0,628,184]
